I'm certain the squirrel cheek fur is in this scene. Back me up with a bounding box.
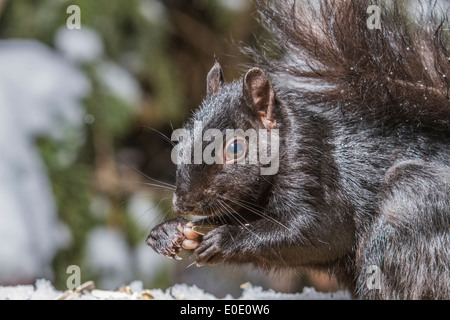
[147,0,450,299]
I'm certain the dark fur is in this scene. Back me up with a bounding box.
[247,0,450,131]
[147,0,449,299]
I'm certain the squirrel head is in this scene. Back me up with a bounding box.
[172,62,280,218]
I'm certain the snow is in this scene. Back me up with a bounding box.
[55,26,142,106]
[139,0,166,24]
[84,227,133,290]
[218,0,249,12]
[0,39,90,284]
[126,191,161,228]
[0,280,61,300]
[133,242,171,284]
[0,33,143,286]
[95,61,142,106]
[82,193,170,289]
[84,226,169,290]
[237,284,350,300]
[54,27,104,64]
[0,40,89,140]
[0,279,351,300]
[127,192,172,283]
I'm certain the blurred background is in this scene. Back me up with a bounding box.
[0,0,339,297]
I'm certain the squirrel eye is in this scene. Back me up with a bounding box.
[224,136,247,164]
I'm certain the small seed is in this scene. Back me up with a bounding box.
[192,225,219,236]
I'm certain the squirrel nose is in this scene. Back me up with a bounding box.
[172,193,195,215]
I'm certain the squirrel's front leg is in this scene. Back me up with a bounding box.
[145,216,222,261]
[192,224,241,266]
[191,220,290,266]
[146,217,198,260]
[146,217,251,265]
[147,215,300,266]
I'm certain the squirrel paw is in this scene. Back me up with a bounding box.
[194,225,233,266]
[146,217,189,260]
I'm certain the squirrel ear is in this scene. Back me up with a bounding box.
[243,68,276,130]
[206,62,224,96]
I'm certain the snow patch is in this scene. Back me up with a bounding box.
[55,27,104,64]
[0,280,351,300]
[84,227,133,290]
[95,61,142,106]
[0,39,89,284]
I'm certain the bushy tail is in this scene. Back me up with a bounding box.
[247,0,449,131]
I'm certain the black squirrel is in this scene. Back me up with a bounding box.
[146,0,449,299]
